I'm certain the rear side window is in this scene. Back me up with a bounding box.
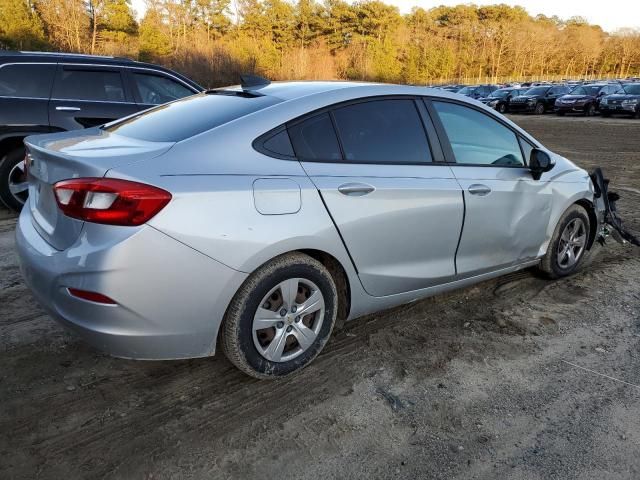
[332,99,432,163]
[104,92,281,142]
[433,101,524,167]
[132,72,194,104]
[54,69,125,102]
[0,64,55,98]
[288,113,342,161]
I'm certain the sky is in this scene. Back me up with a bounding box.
[130,0,640,33]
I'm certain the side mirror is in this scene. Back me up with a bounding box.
[530,149,554,180]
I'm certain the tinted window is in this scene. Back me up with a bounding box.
[262,129,294,157]
[549,86,568,95]
[288,113,341,161]
[54,69,125,102]
[434,101,524,166]
[104,92,281,142]
[133,72,194,104]
[623,84,640,95]
[332,99,432,163]
[525,87,549,96]
[0,64,55,98]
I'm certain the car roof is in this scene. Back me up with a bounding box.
[0,51,204,91]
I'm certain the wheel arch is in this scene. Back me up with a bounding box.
[0,136,27,159]
[574,198,599,250]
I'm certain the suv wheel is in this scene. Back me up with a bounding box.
[221,252,338,379]
[534,102,545,115]
[0,146,28,212]
[538,205,590,279]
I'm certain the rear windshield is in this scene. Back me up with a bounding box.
[103,92,281,142]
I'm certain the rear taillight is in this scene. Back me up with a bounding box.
[68,288,117,305]
[53,178,171,226]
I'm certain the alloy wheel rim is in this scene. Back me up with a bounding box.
[557,218,587,269]
[8,160,28,206]
[252,278,325,363]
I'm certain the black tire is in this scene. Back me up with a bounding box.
[538,205,591,279]
[497,103,507,114]
[556,111,565,116]
[534,102,545,115]
[221,252,338,379]
[0,146,27,212]
[634,108,640,119]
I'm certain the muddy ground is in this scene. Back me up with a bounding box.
[1,115,639,480]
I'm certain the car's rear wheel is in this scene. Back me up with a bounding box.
[534,102,545,115]
[538,205,590,279]
[221,252,338,379]
[497,103,507,113]
[0,146,27,212]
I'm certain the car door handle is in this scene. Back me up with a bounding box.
[338,183,375,196]
[55,106,81,111]
[468,184,492,196]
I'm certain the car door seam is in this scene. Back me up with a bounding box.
[453,190,466,275]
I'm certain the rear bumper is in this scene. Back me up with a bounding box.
[15,207,247,360]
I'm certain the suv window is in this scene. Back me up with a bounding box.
[550,86,568,95]
[103,92,281,142]
[288,113,341,161]
[53,68,126,102]
[132,72,194,105]
[332,99,432,164]
[433,101,525,167]
[0,64,55,98]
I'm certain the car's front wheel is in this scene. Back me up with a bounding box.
[221,252,338,379]
[0,146,27,212]
[538,205,591,279]
[497,103,507,114]
[534,102,545,115]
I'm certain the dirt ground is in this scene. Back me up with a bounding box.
[1,115,639,480]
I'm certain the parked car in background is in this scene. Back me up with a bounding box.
[509,85,571,114]
[478,87,527,113]
[456,84,498,99]
[439,84,466,93]
[0,51,203,211]
[599,83,640,118]
[555,84,622,116]
[16,80,602,378]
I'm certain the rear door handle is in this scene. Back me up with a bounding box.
[55,106,81,111]
[338,183,375,196]
[468,184,492,196]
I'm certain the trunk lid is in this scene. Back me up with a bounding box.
[25,128,174,250]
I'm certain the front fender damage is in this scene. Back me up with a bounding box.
[591,168,640,247]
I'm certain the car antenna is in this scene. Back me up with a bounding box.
[240,74,271,90]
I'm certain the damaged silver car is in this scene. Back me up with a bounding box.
[16,78,623,378]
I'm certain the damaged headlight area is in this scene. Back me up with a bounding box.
[591,168,640,247]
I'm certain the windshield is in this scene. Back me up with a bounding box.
[524,87,550,96]
[622,84,640,95]
[489,89,510,98]
[103,92,281,142]
[457,86,477,95]
[571,86,600,96]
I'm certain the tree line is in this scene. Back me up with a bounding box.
[1,0,639,88]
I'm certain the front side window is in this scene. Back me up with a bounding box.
[53,69,125,102]
[288,113,341,161]
[0,64,55,98]
[433,101,525,167]
[331,99,432,164]
[132,72,194,105]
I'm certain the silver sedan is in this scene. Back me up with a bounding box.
[16,80,602,378]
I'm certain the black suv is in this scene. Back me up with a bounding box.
[0,51,203,210]
[555,83,621,116]
[478,87,528,113]
[599,83,640,118]
[509,85,571,114]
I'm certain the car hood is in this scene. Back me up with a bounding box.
[604,93,640,101]
[558,95,593,101]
